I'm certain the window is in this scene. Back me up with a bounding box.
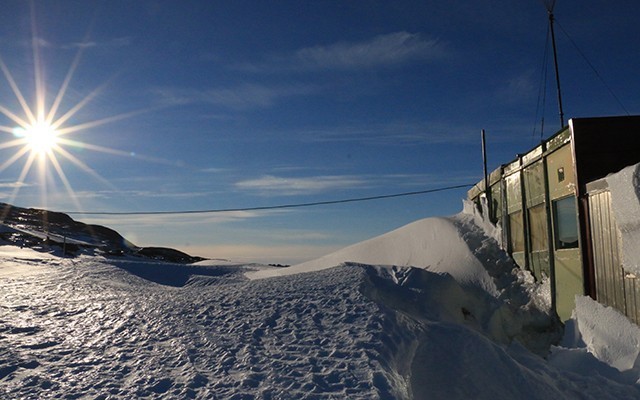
[553,196,579,249]
[524,161,545,207]
[528,204,548,251]
[506,173,522,214]
[509,211,525,252]
[490,184,502,223]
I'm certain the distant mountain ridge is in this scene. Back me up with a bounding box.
[0,202,203,263]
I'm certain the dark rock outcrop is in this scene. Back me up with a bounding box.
[0,202,202,263]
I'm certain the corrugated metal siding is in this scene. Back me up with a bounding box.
[624,276,640,324]
[588,189,640,325]
[589,190,625,312]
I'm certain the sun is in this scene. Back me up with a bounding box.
[0,30,146,211]
[0,3,165,215]
[14,120,59,155]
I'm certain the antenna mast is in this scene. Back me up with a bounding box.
[546,1,565,128]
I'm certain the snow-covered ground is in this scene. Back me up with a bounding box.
[2,166,640,399]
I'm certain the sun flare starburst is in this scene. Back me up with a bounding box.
[13,120,60,155]
[0,3,173,220]
[0,12,154,214]
[0,42,117,212]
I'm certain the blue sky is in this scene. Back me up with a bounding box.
[0,1,638,264]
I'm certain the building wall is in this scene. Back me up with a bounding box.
[587,183,640,325]
[468,116,640,322]
[546,143,583,321]
[470,127,583,321]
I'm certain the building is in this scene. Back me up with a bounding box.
[468,115,640,321]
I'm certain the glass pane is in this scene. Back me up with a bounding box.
[490,183,502,223]
[506,173,522,214]
[524,161,545,207]
[528,204,548,251]
[553,196,579,249]
[509,211,524,252]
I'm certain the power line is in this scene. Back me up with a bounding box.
[533,22,551,142]
[62,183,475,216]
[554,20,630,116]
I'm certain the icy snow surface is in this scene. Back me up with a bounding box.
[2,199,640,398]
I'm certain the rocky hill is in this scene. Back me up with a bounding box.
[0,202,203,263]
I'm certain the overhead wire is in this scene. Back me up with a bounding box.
[532,2,630,142]
[554,20,630,116]
[532,23,551,142]
[61,183,475,216]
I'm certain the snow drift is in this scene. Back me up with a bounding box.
[607,163,640,275]
[249,213,497,295]
[3,165,640,398]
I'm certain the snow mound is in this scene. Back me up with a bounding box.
[572,296,640,372]
[607,163,640,275]
[550,295,640,385]
[249,200,563,356]
[248,209,501,296]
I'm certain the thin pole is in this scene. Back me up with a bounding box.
[481,129,492,219]
[549,11,565,128]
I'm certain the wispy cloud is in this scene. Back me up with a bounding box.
[32,37,52,48]
[235,175,368,196]
[233,172,476,197]
[62,37,132,50]
[152,82,316,110]
[239,31,447,73]
[66,189,216,202]
[495,70,536,104]
[153,33,444,110]
[294,31,445,70]
[82,210,267,229]
[0,181,30,189]
[199,167,230,174]
[298,120,477,146]
[24,36,132,50]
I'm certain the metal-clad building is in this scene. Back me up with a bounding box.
[468,115,640,321]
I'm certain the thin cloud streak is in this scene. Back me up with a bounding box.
[234,172,477,197]
[69,189,216,201]
[152,83,316,110]
[495,70,537,104]
[200,167,231,174]
[293,31,446,70]
[298,121,477,145]
[238,31,448,73]
[84,210,261,226]
[151,32,445,111]
[24,36,132,50]
[235,175,368,196]
[61,37,132,50]
[0,181,31,189]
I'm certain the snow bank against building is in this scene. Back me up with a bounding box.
[551,295,640,385]
[246,194,640,397]
[607,163,640,275]
[247,202,506,295]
